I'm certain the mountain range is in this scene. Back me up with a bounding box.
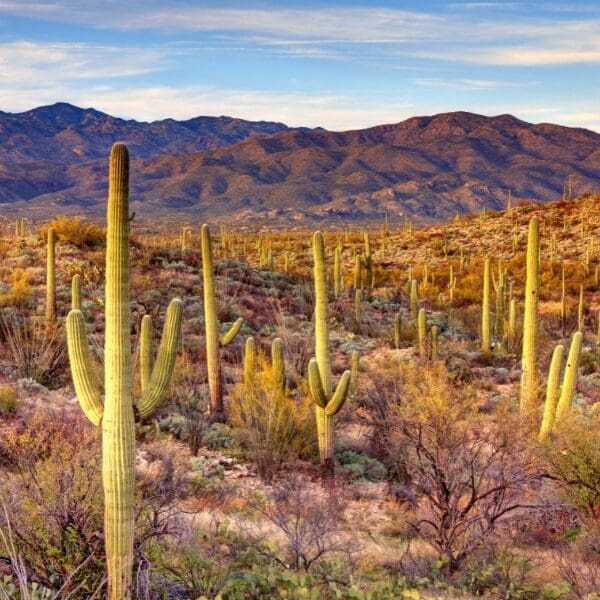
[0,102,598,225]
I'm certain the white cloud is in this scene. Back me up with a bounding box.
[412,77,537,89]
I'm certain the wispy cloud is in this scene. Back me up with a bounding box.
[412,77,538,89]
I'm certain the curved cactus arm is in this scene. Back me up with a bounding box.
[220,317,243,346]
[136,298,183,420]
[66,310,103,427]
[324,370,351,416]
[554,331,583,424]
[139,315,153,394]
[539,344,564,441]
[308,358,328,408]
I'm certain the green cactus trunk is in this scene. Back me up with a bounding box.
[430,325,439,360]
[66,144,183,599]
[333,246,342,298]
[520,217,539,415]
[410,279,419,323]
[71,274,81,311]
[554,331,583,423]
[45,227,57,336]
[496,283,505,340]
[310,231,351,477]
[362,233,373,298]
[272,337,286,393]
[201,224,243,420]
[354,289,362,333]
[481,257,491,353]
[539,344,564,442]
[139,315,153,394]
[244,336,256,395]
[418,308,427,357]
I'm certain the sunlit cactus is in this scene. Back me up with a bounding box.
[66,144,183,599]
[539,344,564,442]
[45,226,57,336]
[554,331,583,423]
[481,257,491,353]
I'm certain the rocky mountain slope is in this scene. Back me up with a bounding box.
[0,104,598,224]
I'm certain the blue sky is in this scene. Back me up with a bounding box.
[0,0,598,131]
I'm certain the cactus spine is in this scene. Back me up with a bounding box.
[481,257,491,353]
[66,144,182,599]
[554,331,583,423]
[71,274,81,311]
[309,231,351,476]
[520,217,539,415]
[201,223,243,419]
[539,345,564,442]
[45,227,57,335]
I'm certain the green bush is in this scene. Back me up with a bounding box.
[337,450,387,482]
[204,423,234,450]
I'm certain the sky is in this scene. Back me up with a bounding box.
[0,0,599,131]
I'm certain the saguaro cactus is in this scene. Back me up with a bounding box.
[333,245,342,298]
[45,227,57,335]
[71,274,81,311]
[418,308,427,357]
[139,315,153,394]
[201,223,243,419]
[244,336,256,394]
[271,337,286,393]
[66,144,183,599]
[481,257,491,353]
[539,345,564,442]
[520,216,539,415]
[410,279,419,322]
[362,232,373,298]
[308,231,351,476]
[554,331,583,423]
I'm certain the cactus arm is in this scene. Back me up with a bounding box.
[539,344,564,442]
[308,358,328,408]
[136,298,183,420]
[71,274,82,311]
[139,315,153,394]
[220,317,243,346]
[66,310,103,427]
[324,370,351,416]
[554,331,583,423]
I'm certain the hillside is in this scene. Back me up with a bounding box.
[0,106,599,224]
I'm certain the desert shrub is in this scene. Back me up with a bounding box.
[0,385,18,417]
[337,450,387,482]
[0,269,33,308]
[39,215,105,249]
[204,422,234,450]
[230,352,314,481]
[0,310,66,388]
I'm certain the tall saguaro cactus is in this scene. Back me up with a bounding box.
[539,345,564,442]
[66,144,183,599]
[201,223,243,420]
[554,331,583,423]
[45,227,57,335]
[481,257,491,353]
[308,231,351,476]
[520,216,539,415]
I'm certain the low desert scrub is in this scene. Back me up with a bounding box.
[39,215,105,249]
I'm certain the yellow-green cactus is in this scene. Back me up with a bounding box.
[410,279,419,322]
[272,337,286,393]
[418,308,427,357]
[244,336,256,395]
[554,331,583,423]
[334,245,342,298]
[45,226,57,335]
[539,344,564,442]
[309,231,351,476]
[139,314,153,394]
[201,223,243,419]
[66,144,183,599]
[362,232,373,298]
[71,274,81,311]
[520,216,539,415]
[481,257,491,353]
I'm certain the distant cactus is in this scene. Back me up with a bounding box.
[243,336,256,395]
[496,283,505,340]
[554,331,583,423]
[201,223,243,420]
[309,231,351,476]
[410,279,419,322]
[45,227,57,335]
[539,344,564,442]
[520,217,539,415]
[394,313,402,349]
[362,232,373,298]
[272,337,286,393]
[350,350,360,400]
[333,245,342,298]
[353,254,362,292]
[418,308,427,357]
[354,289,362,332]
[66,144,182,599]
[481,257,491,353]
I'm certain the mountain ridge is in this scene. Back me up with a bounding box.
[0,103,599,224]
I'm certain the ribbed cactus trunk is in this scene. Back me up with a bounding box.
[410,279,419,322]
[71,274,81,311]
[554,331,583,423]
[45,227,57,336]
[66,144,183,599]
[520,217,539,415]
[333,246,342,298]
[103,144,135,600]
[418,308,427,357]
[310,231,350,478]
[244,336,256,395]
[481,258,491,353]
[139,315,153,394]
[201,224,242,420]
[539,344,564,442]
[271,337,286,393]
